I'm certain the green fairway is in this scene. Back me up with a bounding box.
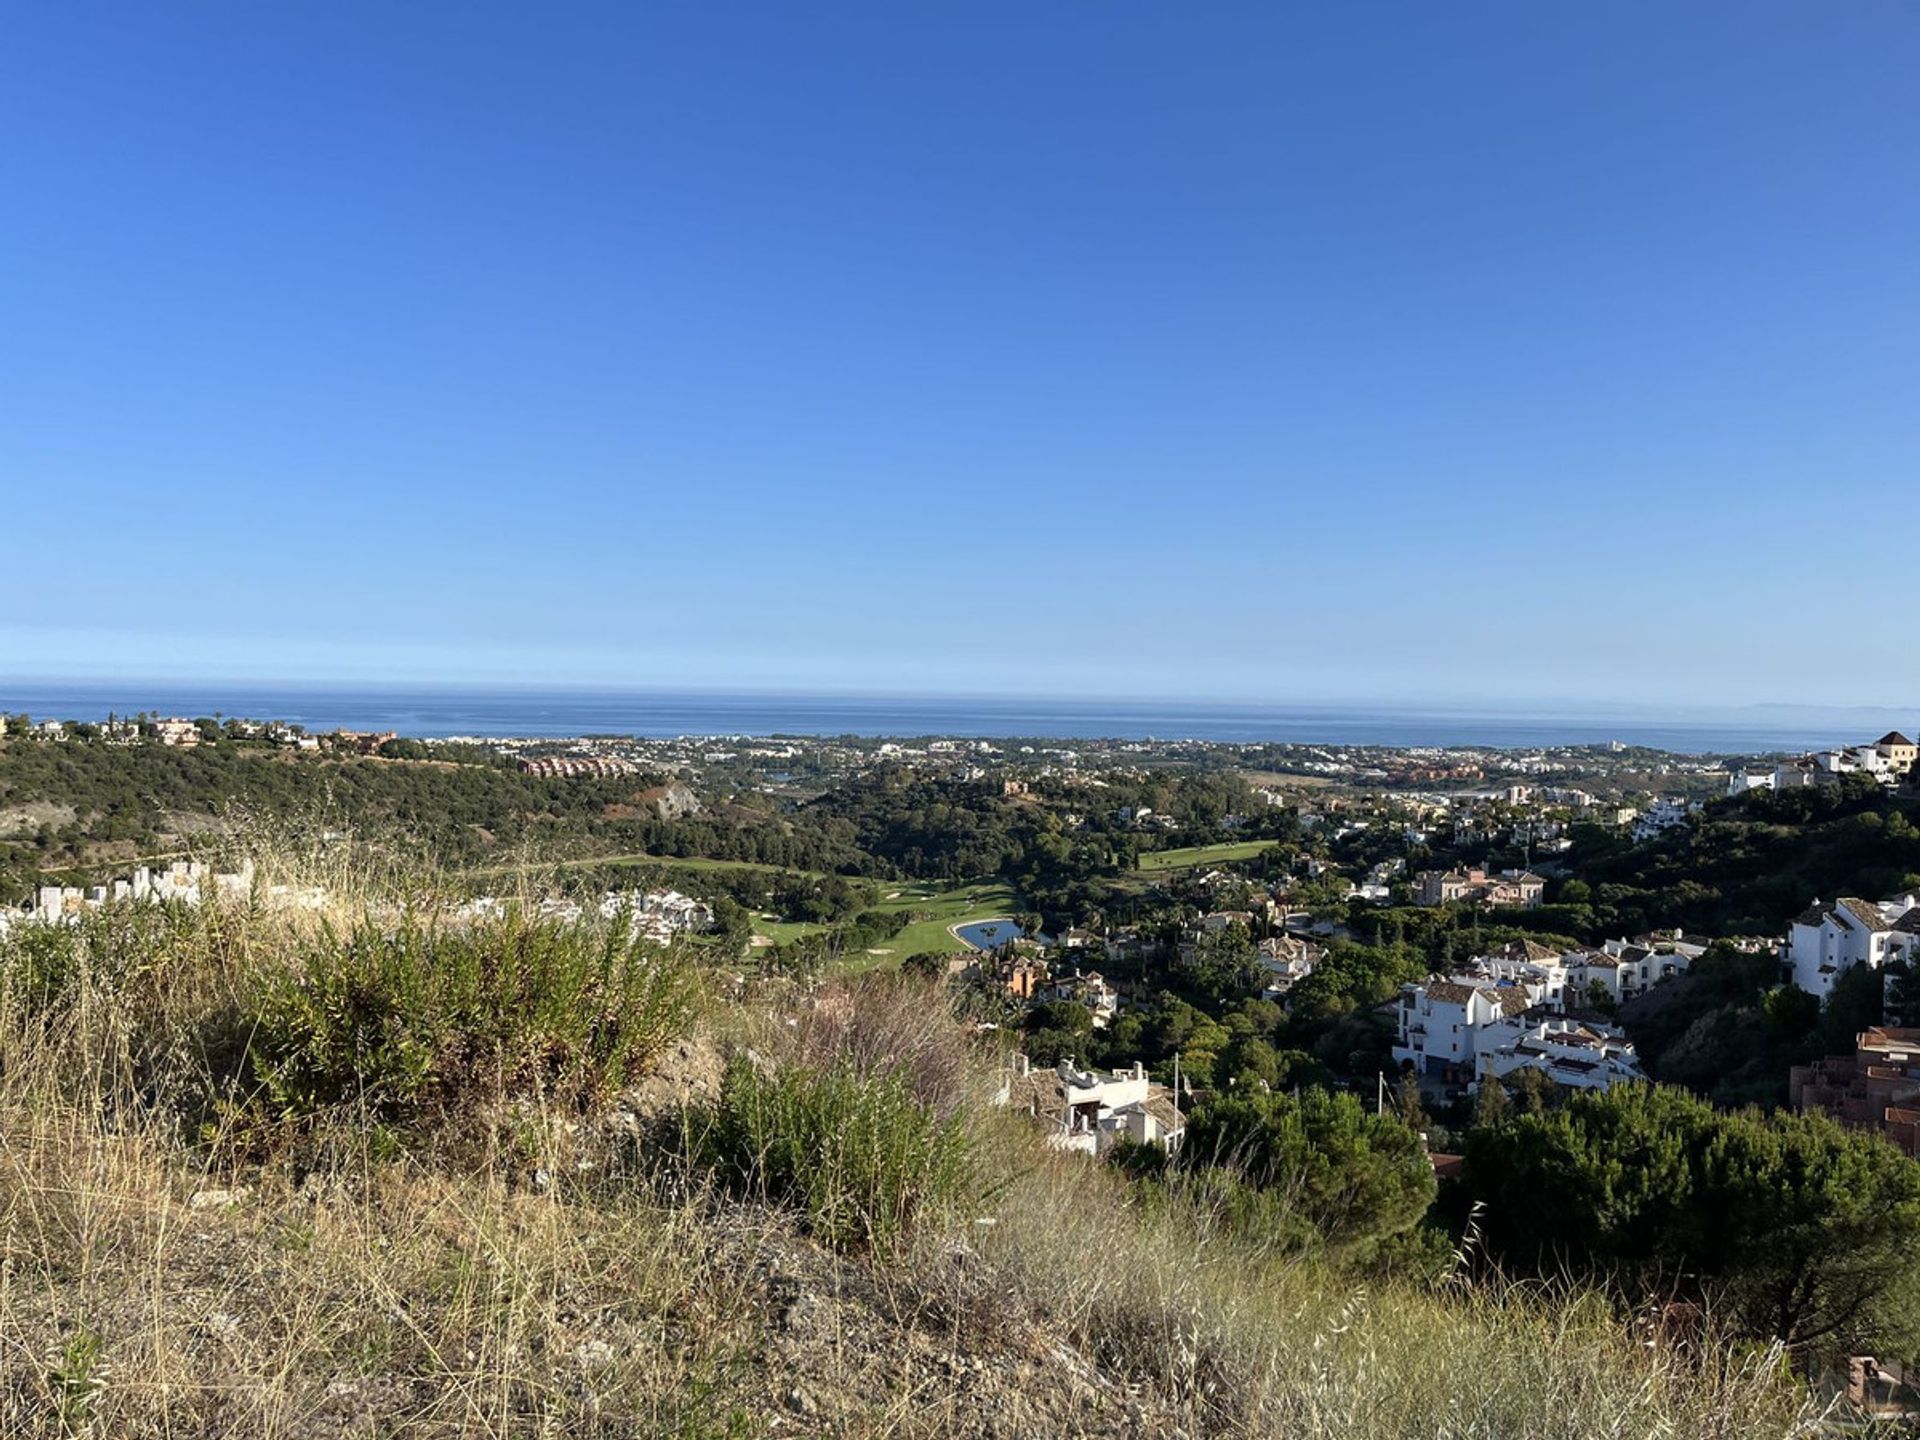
[750,915,834,945]
[867,878,1022,957]
[745,877,1021,964]
[1134,839,1275,873]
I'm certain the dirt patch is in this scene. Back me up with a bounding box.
[613,1034,727,1126]
[0,801,76,837]
[161,810,235,837]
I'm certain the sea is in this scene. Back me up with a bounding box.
[0,682,1904,755]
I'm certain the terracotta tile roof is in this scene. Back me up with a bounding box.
[1838,897,1893,933]
[1139,1089,1184,1131]
[1490,988,1534,1016]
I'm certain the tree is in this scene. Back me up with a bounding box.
[1812,961,1884,1058]
[1472,1075,1513,1128]
[1463,1084,1920,1362]
[1507,1066,1552,1115]
[1390,1073,1431,1133]
[1583,978,1618,1018]
[900,951,951,981]
[1182,1088,1435,1254]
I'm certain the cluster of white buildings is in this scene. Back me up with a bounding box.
[3,860,337,938]
[5,857,714,950]
[13,860,265,929]
[1630,797,1699,842]
[453,886,714,945]
[997,1054,1185,1156]
[1728,732,1917,796]
[1390,934,1711,1093]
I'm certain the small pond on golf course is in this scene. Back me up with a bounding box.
[953,918,1049,950]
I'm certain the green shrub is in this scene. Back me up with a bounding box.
[249,912,698,1127]
[0,903,183,1014]
[693,1056,978,1251]
[1180,1087,1436,1255]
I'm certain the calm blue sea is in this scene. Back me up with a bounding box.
[0,682,1902,754]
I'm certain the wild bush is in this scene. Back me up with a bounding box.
[249,912,698,1128]
[775,972,976,1113]
[691,1056,979,1251]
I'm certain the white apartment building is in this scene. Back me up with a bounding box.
[1477,1018,1645,1091]
[1391,978,1534,1076]
[1786,895,1920,998]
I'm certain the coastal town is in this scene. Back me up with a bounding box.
[9,707,1920,1134]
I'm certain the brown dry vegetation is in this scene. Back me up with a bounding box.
[0,843,1840,1438]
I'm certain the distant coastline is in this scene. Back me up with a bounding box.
[0,682,1902,754]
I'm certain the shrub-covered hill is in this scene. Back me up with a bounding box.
[1564,776,1920,938]
[0,883,1831,1438]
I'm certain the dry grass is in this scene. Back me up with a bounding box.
[0,844,1841,1437]
[770,971,983,1116]
[960,1129,1827,1438]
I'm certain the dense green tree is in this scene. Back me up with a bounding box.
[1463,1085,1920,1361]
[1182,1088,1435,1254]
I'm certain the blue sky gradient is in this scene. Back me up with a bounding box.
[4,3,1916,704]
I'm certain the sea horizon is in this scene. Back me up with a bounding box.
[1,680,1908,754]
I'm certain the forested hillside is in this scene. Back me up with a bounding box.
[1569,776,1920,936]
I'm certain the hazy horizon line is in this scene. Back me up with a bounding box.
[3,673,1914,722]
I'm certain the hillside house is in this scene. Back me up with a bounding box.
[1414,867,1546,909]
[1040,968,1120,1027]
[998,1055,1184,1156]
[1391,978,1535,1078]
[1786,895,1920,998]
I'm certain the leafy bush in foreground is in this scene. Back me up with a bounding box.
[692,1056,978,1251]
[250,913,698,1127]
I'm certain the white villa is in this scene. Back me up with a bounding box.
[1786,895,1920,998]
[1476,1018,1645,1091]
[1391,978,1534,1075]
[998,1055,1184,1156]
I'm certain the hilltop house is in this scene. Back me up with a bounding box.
[151,717,201,746]
[1878,732,1919,776]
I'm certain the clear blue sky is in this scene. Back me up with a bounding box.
[4,3,1916,706]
